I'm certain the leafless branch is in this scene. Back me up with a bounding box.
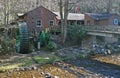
[68,0,81,11]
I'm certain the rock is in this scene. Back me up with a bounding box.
[40,72,45,75]
[92,44,96,48]
[28,67,32,70]
[19,67,25,71]
[14,68,20,71]
[25,67,29,70]
[62,65,68,69]
[30,66,37,70]
[118,57,120,60]
[78,67,84,70]
[81,49,87,53]
[54,76,59,78]
[5,71,10,76]
[104,76,108,78]
[18,72,21,75]
[104,51,108,55]
[118,45,120,48]
[31,74,35,78]
[107,49,111,54]
[45,73,52,78]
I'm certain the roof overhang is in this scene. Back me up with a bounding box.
[17,13,25,17]
[53,12,84,21]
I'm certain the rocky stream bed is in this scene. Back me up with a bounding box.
[0,46,120,78]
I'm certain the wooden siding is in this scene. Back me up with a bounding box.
[84,13,120,26]
[84,14,95,26]
[24,6,58,34]
[108,14,120,26]
[94,19,108,26]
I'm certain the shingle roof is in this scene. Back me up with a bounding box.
[17,6,57,17]
[53,12,84,21]
[86,13,111,20]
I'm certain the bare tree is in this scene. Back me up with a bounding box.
[1,0,10,39]
[59,0,81,44]
[59,0,68,44]
[107,0,112,13]
[0,0,20,39]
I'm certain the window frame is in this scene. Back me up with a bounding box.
[49,20,54,26]
[36,20,42,27]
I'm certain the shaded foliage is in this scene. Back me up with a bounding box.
[39,29,57,50]
[39,31,46,46]
[0,39,16,55]
[67,25,87,45]
[47,41,57,50]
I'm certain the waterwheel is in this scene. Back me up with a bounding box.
[16,22,29,54]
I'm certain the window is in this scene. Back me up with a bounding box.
[49,20,54,26]
[36,20,42,27]
[113,18,118,25]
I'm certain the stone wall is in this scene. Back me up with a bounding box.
[82,35,97,49]
[82,35,119,49]
[105,36,118,43]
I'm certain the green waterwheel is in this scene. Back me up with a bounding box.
[16,22,29,54]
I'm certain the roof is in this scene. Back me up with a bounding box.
[17,13,24,17]
[17,6,57,17]
[53,12,84,21]
[86,13,112,20]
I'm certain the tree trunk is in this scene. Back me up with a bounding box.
[59,0,68,44]
[3,0,9,40]
[107,0,112,13]
[63,0,69,43]
[59,0,64,43]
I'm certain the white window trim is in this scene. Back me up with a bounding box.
[36,20,42,27]
[49,20,54,26]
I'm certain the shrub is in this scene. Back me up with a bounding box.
[39,31,46,46]
[0,39,16,55]
[38,29,57,51]
[67,25,87,45]
[45,32,53,44]
[39,30,53,45]
[47,41,57,50]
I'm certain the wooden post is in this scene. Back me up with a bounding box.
[38,42,40,49]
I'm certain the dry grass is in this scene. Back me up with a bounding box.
[0,64,77,78]
[93,54,120,66]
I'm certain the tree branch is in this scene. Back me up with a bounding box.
[68,0,81,12]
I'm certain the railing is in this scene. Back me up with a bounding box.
[80,26,120,32]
